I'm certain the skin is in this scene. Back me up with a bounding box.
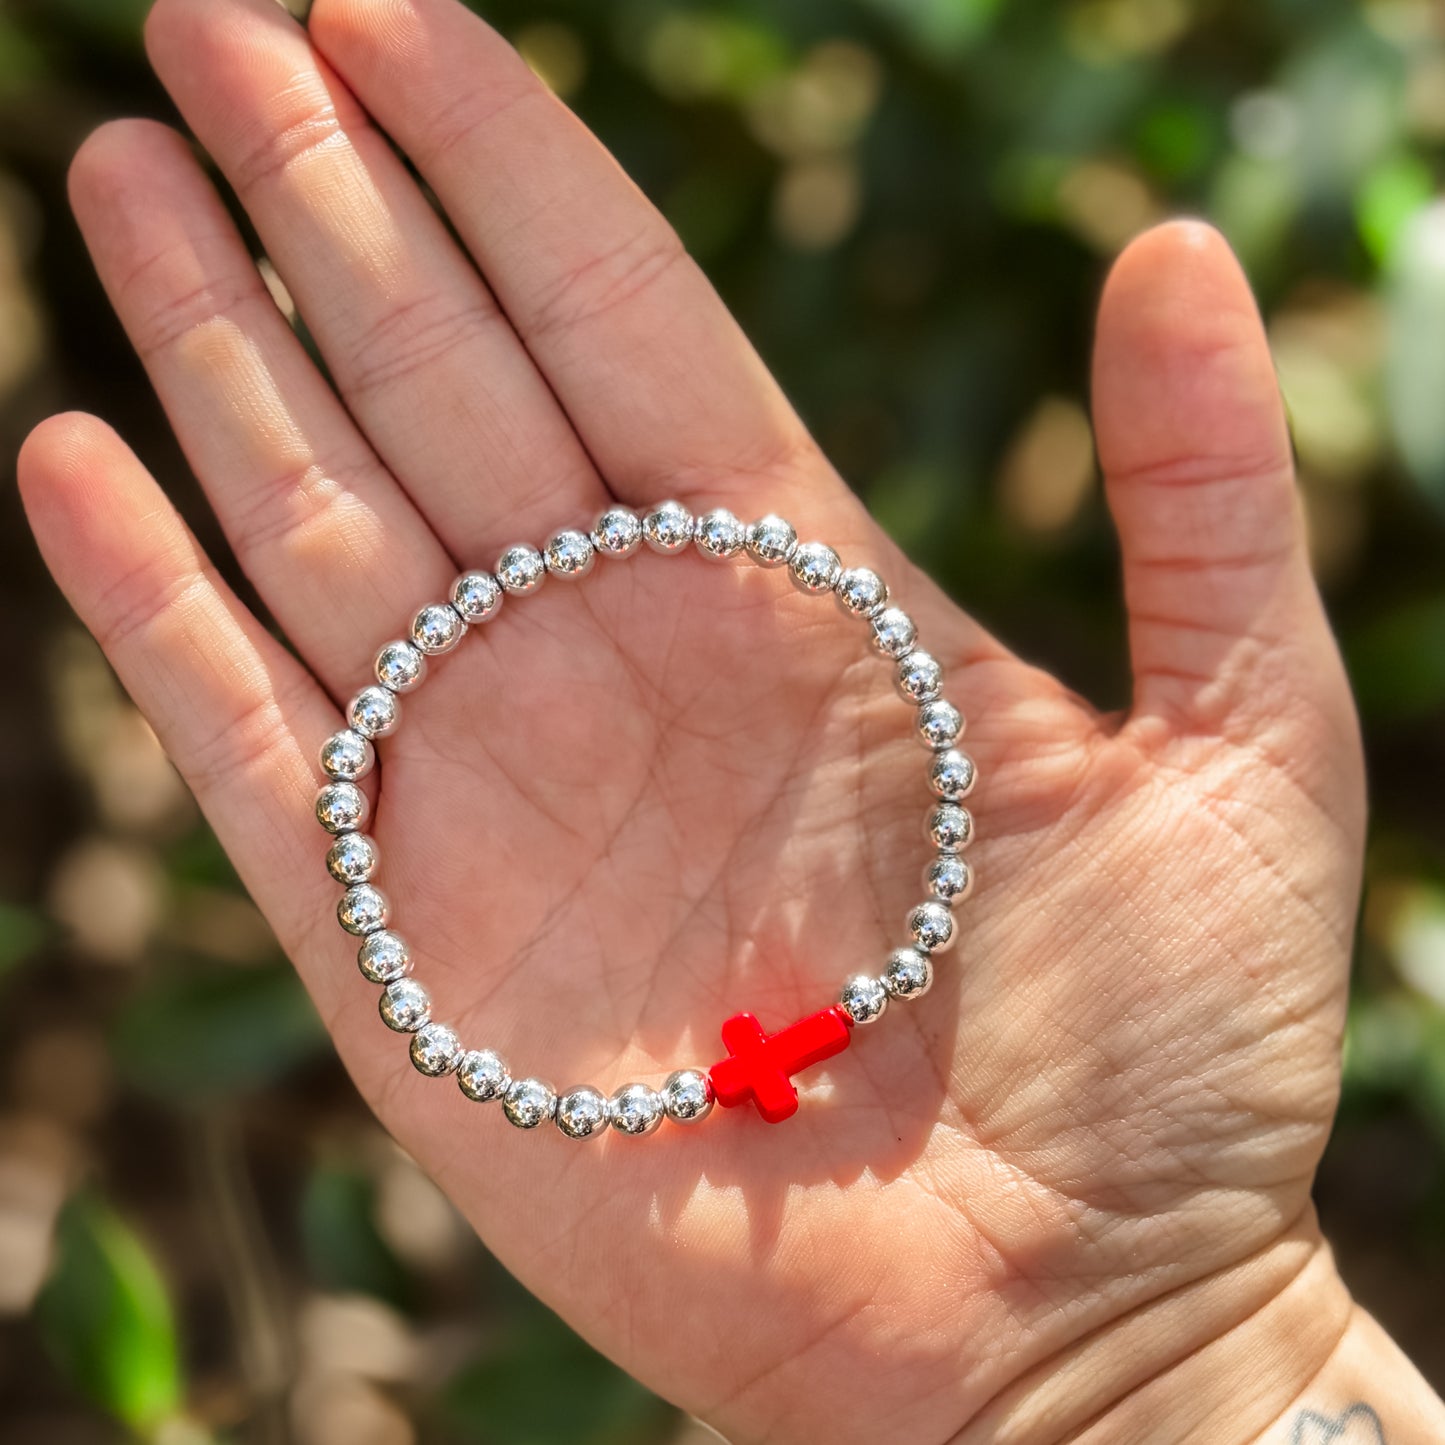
[17,0,1431,1439]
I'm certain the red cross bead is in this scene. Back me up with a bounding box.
[708,1007,854,1124]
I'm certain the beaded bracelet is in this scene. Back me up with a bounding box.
[313,502,976,1139]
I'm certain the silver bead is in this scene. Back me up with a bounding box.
[896,651,944,705]
[357,930,411,984]
[410,1021,462,1076]
[457,1048,510,1102]
[451,570,504,623]
[609,1083,664,1135]
[591,506,643,558]
[347,685,400,739]
[745,514,797,567]
[928,749,976,800]
[379,978,431,1032]
[326,831,378,885]
[870,607,917,658]
[693,508,745,560]
[315,782,368,835]
[411,602,466,655]
[555,1085,610,1139]
[544,528,596,579]
[918,699,964,750]
[907,900,956,954]
[834,567,888,617]
[641,500,693,554]
[924,853,972,903]
[789,541,842,594]
[374,639,427,693]
[927,803,973,852]
[882,946,933,1000]
[496,543,546,595]
[320,729,374,782]
[661,1069,714,1124]
[338,883,389,936]
[838,973,888,1025]
[503,1077,556,1129]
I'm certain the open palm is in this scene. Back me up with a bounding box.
[18,0,1368,1440]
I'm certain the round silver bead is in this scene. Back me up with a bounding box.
[411,602,466,655]
[496,543,547,595]
[315,782,368,835]
[789,541,842,594]
[555,1085,610,1140]
[641,500,693,555]
[379,978,431,1032]
[410,1021,463,1076]
[457,1049,510,1102]
[693,508,746,560]
[591,506,643,558]
[744,514,797,567]
[660,1069,714,1125]
[503,1077,557,1129]
[609,1083,664,1136]
[907,900,956,954]
[451,570,504,623]
[357,930,411,984]
[374,639,427,693]
[347,686,400,739]
[924,853,972,903]
[839,973,889,1025]
[320,729,374,782]
[929,749,976,800]
[882,946,934,1000]
[871,607,918,659]
[918,699,965,750]
[338,883,389,936]
[834,567,888,618]
[897,651,944,705]
[544,528,596,579]
[927,803,973,852]
[326,831,379,885]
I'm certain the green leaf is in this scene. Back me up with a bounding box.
[0,899,49,982]
[1385,201,1445,515]
[1356,152,1433,265]
[300,1164,412,1311]
[1345,597,1445,724]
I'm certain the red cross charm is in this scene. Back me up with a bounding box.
[708,1007,854,1124]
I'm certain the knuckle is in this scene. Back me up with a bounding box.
[342,289,501,397]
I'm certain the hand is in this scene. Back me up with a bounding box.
[15,0,1386,1439]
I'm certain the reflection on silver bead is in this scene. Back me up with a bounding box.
[380,978,431,1032]
[320,729,374,782]
[358,930,411,984]
[457,1049,510,1102]
[839,974,888,1025]
[882,946,933,1000]
[835,567,888,617]
[927,803,973,852]
[610,1083,664,1135]
[555,1085,610,1139]
[496,543,546,595]
[661,1069,714,1124]
[642,500,693,554]
[544,529,596,579]
[897,651,944,705]
[338,883,389,936]
[316,782,368,835]
[411,602,466,655]
[375,640,427,693]
[745,514,797,567]
[907,900,956,954]
[924,853,972,903]
[348,686,400,739]
[694,508,745,560]
[591,506,643,558]
[917,699,964,750]
[451,570,504,623]
[871,607,917,658]
[327,831,378,885]
[410,1022,462,1076]
[503,1077,556,1129]
[929,749,976,800]
[789,541,842,594]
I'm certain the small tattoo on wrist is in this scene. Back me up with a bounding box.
[1290,1402,1385,1444]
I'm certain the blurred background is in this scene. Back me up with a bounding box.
[3,0,1445,1439]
